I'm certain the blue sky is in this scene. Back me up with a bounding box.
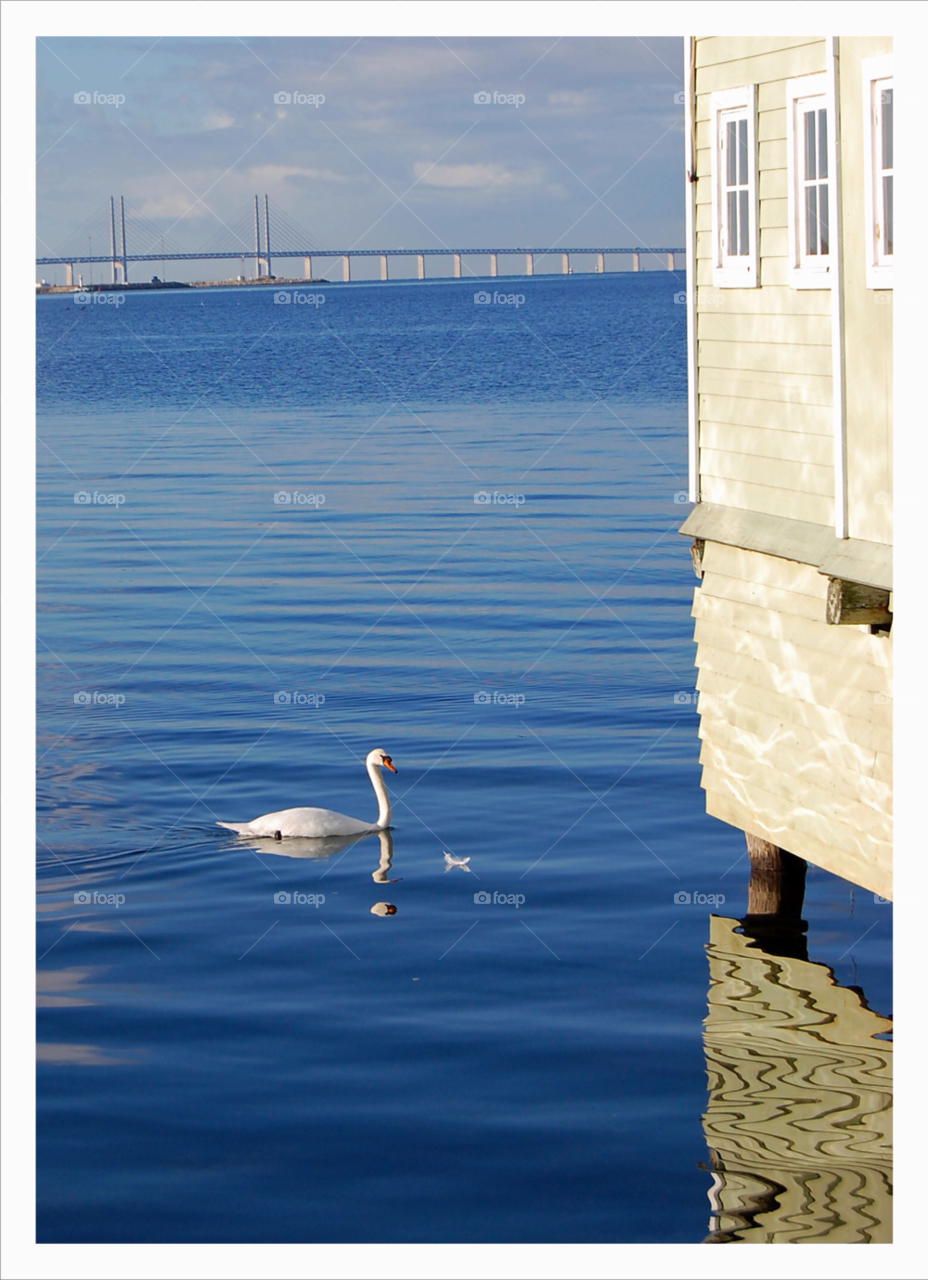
[36,36,684,282]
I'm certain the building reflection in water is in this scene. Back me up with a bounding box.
[701,900,892,1243]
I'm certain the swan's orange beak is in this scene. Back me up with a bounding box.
[382,757,397,773]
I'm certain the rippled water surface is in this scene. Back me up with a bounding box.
[36,275,892,1242]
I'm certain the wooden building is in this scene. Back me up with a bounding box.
[681,37,893,898]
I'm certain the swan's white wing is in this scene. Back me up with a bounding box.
[218,807,377,838]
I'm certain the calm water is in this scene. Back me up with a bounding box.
[36,275,892,1243]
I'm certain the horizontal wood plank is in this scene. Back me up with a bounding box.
[698,567,827,620]
[700,760,891,867]
[698,476,834,524]
[694,618,891,697]
[698,337,833,378]
[696,36,820,67]
[695,44,824,93]
[699,421,835,465]
[697,713,893,814]
[699,737,892,834]
[694,588,892,670]
[697,311,831,345]
[696,371,833,407]
[696,690,884,786]
[699,447,834,497]
[698,393,832,433]
[695,289,832,317]
[693,639,892,722]
[704,791,891,900]
[695,664,892,757]
[700,541,828,596]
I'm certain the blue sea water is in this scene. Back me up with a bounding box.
[36,273,892,1243]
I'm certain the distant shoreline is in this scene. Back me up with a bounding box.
[35,277,325,295]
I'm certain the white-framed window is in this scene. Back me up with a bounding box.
[862,55,894,289]
[786,73,833,289]
[710,86,759,287]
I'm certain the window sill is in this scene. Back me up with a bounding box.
[866,265,894,291]
[789,266,832,291]
[711,265,759,289]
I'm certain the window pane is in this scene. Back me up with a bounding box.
[817,109,828,178]
[818,182,829,256]
[805,184,818,255]
[727,120,737,186]
[883,175,893,255]
[727,191,737,253]
[882,87,893,169]
[738,118,748,186]
[739,189,749,255]
[804,110,816,181]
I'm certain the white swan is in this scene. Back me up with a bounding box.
[217,748,396,839]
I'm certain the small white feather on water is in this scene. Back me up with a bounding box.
[443,852,471,873]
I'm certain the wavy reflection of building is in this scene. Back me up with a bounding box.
[701,914,892,1243]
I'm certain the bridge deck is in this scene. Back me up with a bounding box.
[37,247,685,266]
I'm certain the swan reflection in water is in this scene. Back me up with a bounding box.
[227,828,401,913]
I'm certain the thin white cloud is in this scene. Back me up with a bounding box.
[246,163,348,184]
[547,90,594,108]
[202,110,235,130]
[412,162,538,189]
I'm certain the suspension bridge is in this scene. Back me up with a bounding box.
[36,195,684,286]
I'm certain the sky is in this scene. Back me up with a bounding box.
[36,36,684,283]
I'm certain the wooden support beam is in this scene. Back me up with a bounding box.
[691,537,705,579]
[826,577,892,626]
[742,833,808,958]
[744,833,807,916]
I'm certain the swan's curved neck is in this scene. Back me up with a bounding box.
[367,760,392,828]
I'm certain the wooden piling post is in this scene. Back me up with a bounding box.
[742,833,807,957]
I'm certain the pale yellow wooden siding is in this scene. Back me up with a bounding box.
[835,37,893,544]
[694,38,834,522]
[692,543,892,897]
